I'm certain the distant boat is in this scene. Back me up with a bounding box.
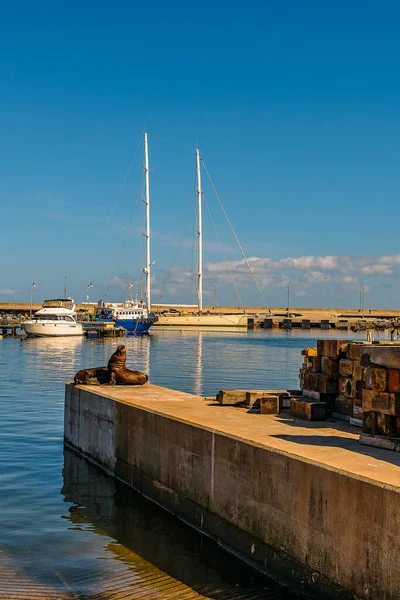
[95,293,158,334]
[96,131,158,335]
[22,298,84,337]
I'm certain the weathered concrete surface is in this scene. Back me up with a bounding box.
[65,383,400,600]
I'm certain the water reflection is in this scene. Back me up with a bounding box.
[61,447,295,599]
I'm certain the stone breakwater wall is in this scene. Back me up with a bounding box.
[65,383,400,599]
[300,341,400,437]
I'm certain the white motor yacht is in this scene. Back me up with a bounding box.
[22,298,84,337]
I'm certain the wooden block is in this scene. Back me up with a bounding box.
[321,357,339,377]
[339,376,354,397]
[310,356,322,373]
[339,359,353,377]
[260,396,280,415]
[335,395,354,415]
[362,390,400,415]
[301,347,317,357]
[371,368,388,393]
[290,398,327,421]
[245,389,293,408]
[363,411,378,435]
[376,413,397,436]
[361,345,400,369]
[388,369,400,393]
[317,340,348,358]
[217,390,249,405]
[304,372,338,394]
[361,389,375,409]
[352,362,363,382]
[347,343,369,360]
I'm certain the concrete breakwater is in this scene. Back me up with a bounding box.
[65,381,400,599]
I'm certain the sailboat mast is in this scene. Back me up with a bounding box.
[196,148,203,313]
[143,131,151,312]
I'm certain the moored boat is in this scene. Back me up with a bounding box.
[22,298,84,337]
[95,297,158,334]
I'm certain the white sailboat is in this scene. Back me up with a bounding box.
[155,148,249,328]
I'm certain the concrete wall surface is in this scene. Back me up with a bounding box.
[65,383,400,600]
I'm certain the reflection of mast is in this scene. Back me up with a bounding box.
[142,334,150,379]
[193,331,203,396]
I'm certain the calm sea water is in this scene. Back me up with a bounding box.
[0,329,366,599]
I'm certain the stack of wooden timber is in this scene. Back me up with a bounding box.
[299,341,400,442]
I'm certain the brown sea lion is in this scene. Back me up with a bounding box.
[108,344,148,385]
[74,367,111,385]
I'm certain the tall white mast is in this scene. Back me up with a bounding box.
[196,148,203,313]
[143,131,151,312]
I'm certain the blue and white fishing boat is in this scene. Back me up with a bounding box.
[95,297,158,334]
[96,131,158,334]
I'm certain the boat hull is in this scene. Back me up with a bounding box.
[154,314,248,327]
[23,323,84,337]
[115,318,155,334]
[94,315,158,334]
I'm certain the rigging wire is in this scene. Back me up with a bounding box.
[157,213,193,301]
[201,158,272,314]
[202,192,246,312]
[104,146,144,299]
[103,136,143,232]
[104,206,137,299]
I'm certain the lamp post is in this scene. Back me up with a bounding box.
[213,280,217,313]
[30,281,36,318]
[359,282,365,316]
[87,281,93,319]
[287,280,291,316]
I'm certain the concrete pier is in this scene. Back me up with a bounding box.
[65,383,400,599]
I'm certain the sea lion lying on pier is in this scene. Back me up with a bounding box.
[108,344,148,385]
[73,344,148,386]
[74,367,111,385]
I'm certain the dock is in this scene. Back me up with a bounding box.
[0,322,23,337]
[82,322,126,338]
[65,381,400,599]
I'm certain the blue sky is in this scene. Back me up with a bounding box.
[2,1,400,308]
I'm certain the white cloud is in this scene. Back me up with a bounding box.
[378,255,400,265]
[304,271,331,283]
[148,252,400,305]
[204,253,400,280]
[360,264,393,275]
[0,288,16,296]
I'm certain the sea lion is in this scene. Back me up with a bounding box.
[74,367,111,385]
[108,344,148,385]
